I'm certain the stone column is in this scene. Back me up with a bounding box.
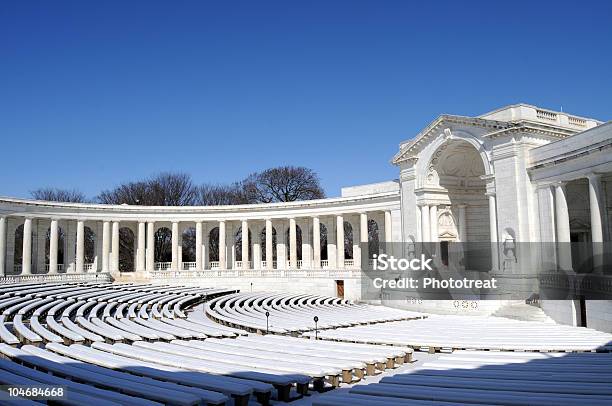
[137,222,146,272]
[276,220,287,269]
[203,225,210,270]
[195,221,203,271]
[336,215,344,269]
[421,204,431,242]
[253,224,261,269]
[301,219,312,268]
[146,222,154,271]
[312,216,320,268]
[102,221,110,272]
[0,216,6,276]
[457,205,467,242]
[360,213,368,266]
[111,221,119,271]
[76,220,85,273]
[218,220,226,269]
[65,221,76,273]
[171,222,179,271]
[241,220,249,269]
[327,218,337,268]
[48,219,59,274]
[429,205,438,242]
[265,219,273,269]
[289,218,297,268]
[384,210,392,242]
[416,205,421,242]
[587,174,604,272]
[554,183,572,271]
[488,194,499,271]
[22,218,32,275]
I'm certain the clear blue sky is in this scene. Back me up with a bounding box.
[1,0,610,199]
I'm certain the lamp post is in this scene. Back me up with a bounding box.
[265,311,270,334]
[313,316,319,340]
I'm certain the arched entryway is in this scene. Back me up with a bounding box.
[423,139,491,271]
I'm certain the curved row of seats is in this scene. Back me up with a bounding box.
[0,282,237,346]
[314,350,612,406]
[303,314,612,352]
[0,282,415,405]
[205,292,423,333]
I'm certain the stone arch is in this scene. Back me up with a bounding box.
[154,226,172,262]
[344,221,353,259]
[320,223,328,260]
[84,226,95,264]
[208,227,219,262]
[119,227,135,272]
[417,130,493,189]
[425,138,491,270]
[182,226,196,263]
[367,219,380,257]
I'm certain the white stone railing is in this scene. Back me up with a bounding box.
[44,264,65,272]
[235,261,251,269]
[182,262,197,270]
[0,272,112,284]
[84,263,94,271]
[149,268,361,279]
[297,260,303,268]
[210,261,220,269]
[154,262,172,270]
[344,259,354,267]
[321,260,329,268]
[568,116,587,127]
[536,109,557,121]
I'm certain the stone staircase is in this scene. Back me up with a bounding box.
[492,302,556,324]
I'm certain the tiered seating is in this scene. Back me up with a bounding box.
[304,313,612,352]
[315,350,612,406]
[3,282,610,406]
[205,292,422,333]
[0,283,412,405]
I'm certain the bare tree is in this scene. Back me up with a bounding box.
[97,172,199,271]
[31,188,87,203]
[198,183,248,205]
[97,173,198,206]
[243,166,325,203]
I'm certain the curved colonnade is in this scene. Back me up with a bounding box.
[0,193,398,279]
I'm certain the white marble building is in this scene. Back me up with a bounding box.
[1,103,611,328]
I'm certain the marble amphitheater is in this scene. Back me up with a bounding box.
[0,103,612,405]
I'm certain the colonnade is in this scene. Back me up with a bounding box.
[0,211,393,276]
[552,173,607,271]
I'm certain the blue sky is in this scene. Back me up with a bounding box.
[1,0,610,199]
